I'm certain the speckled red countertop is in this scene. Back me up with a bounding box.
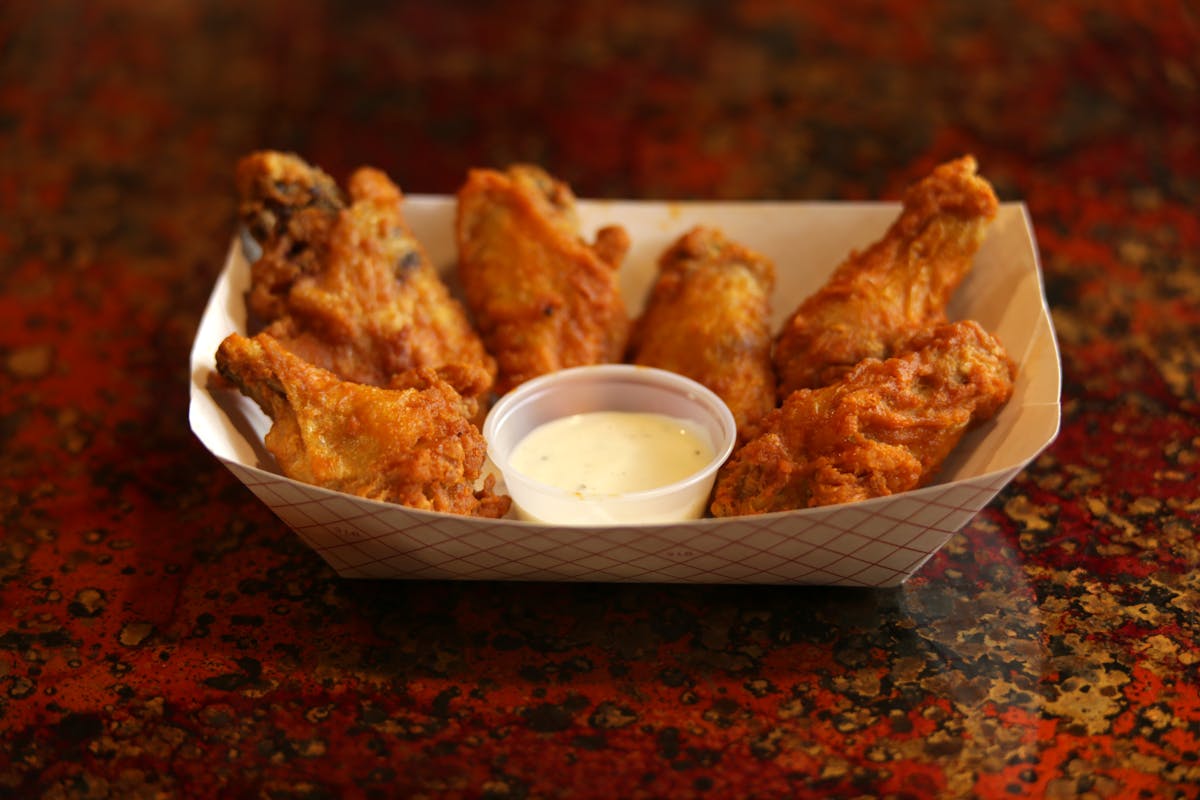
[2,2,1198,798]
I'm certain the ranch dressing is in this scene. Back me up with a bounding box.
[509,411,715,497]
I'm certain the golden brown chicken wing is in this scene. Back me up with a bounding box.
[235,152,497,394]
[628,226,777,440]
[215,332,511,518]
[773,156,999,398]
[712,320,1015,516]
[455,164,631,394]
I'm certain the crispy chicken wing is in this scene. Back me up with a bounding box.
[235,151,496,394]
[455,164,630,394]
[773,156,999,397]
[235,151,344,324]
[712,320,1015,515]
[215,332,511,518]
[628,226,777,440]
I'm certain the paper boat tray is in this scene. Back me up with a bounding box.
[189,198,1061,587]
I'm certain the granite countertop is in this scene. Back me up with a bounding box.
[2,2,1197,798]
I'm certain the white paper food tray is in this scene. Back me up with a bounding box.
[189,198,1061,587]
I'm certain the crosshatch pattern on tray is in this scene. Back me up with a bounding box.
[223,461,1022,587]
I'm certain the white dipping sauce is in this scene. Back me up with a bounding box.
[508,411,715,497]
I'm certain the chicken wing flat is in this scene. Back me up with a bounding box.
[456,164,631,394]
[628,226,777,440]
[235,151,496,394]
[773,156,999,398]
[712,320,1015,516]
[215,332,511,518]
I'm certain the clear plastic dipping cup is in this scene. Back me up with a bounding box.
[483,365,738,526]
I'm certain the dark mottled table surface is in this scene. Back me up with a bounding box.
[2,2,1198,798]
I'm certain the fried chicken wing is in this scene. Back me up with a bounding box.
[235,151,345,324]
[455,164,631,394]
[235,151,496,394]
[215,332,511,518]
[628,226,777,440]
[773,156,999,398]
[712,320,1015,515]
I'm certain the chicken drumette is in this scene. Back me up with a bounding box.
[773,156,999,398]
[628,226,777,441]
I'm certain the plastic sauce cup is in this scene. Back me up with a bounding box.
[483,365,737,526]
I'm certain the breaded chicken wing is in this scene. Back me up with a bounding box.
[455,164,631,394]
[712,320,1015,515]
[215,332,511,518]
[773,156,999,397]
[628,226,777,440]
[235,152,496,393]
[235,151,344,324]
